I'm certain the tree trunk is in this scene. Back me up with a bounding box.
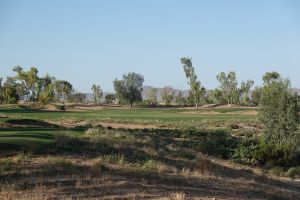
[195,103,198,109]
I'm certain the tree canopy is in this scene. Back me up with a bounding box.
[181,57,201,109]
[259,72,299,147]
[113,72,144,108]
[91,84,103,103]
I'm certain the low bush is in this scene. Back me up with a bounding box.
[286,167,300,179]
[97,153,125,165]
[169,192,186,200]
[16,151,33,164]
[45,158,74,174]
[231,136,258,165]
[142,159,171,173]
[0,158,13,173]
[92,159,107,172]
[269,167,285,177]
[189,130,237,159]
[253,143,300,168]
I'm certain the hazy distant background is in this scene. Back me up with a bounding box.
[1,0,300,92]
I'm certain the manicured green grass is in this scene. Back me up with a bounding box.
[0,107,257,123]
[0,128,83,151]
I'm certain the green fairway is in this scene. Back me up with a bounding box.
[0,107,257,123]
[0,127,83,151]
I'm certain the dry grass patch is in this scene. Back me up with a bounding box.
[0,184,57,200]
[169,192,186,200]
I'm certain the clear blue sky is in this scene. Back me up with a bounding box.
[1,0,300,92]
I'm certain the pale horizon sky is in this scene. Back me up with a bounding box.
[1,0,300,93]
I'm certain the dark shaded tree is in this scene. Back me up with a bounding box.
[2,77,20,104]
[113,72,144,108]
[55,80,73,105]
[259,72,299,147]
[104,94,116,104]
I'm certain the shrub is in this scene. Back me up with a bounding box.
[169,192,186,200]
[253,143,300,168]
[92,159,107,172]
[142,159,171,172]
[228,123,239,129]
[286,167,300,179]
[259,74,298,147]
[190,130,237,159]
[231,136,258,165]
[16,151,33,164]
[54,134,85,151]
[45,158,74,174]
[269,167,285,177]
[196,157,211,175]
[0,158,13,173]
[97,153,125,165]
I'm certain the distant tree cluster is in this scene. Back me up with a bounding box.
[0,66,74,105]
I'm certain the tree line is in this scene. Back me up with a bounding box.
[0,58,298,110]
[113,57,265,108]
[0,66,105,105]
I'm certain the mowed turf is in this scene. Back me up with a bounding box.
[0,128,83,151]
[0,107,257,122]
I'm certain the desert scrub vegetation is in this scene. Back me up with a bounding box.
[16,151,33,163]
[25,125,298,172]
[0,158,13,174]
[286,167,300,179]
[43,157,76,174]
[97,153,126,165]
[169,192,186,200]
[141,159,174,173]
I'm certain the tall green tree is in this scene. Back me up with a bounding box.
[175,90,186,106]
[251,87,263,106]
[91,84,103,103]
[262,71,280,85]
[55,80,73,105]
[240,80,254,105]
[181,57,201,109]
[216,71,238,106]
[259,72,299,147]
[161,86,174,105]
[145,87,158,106]
[113,72,144,108]
[37,74,55,104]
[13,66,39,102]
[2,77,20,104]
